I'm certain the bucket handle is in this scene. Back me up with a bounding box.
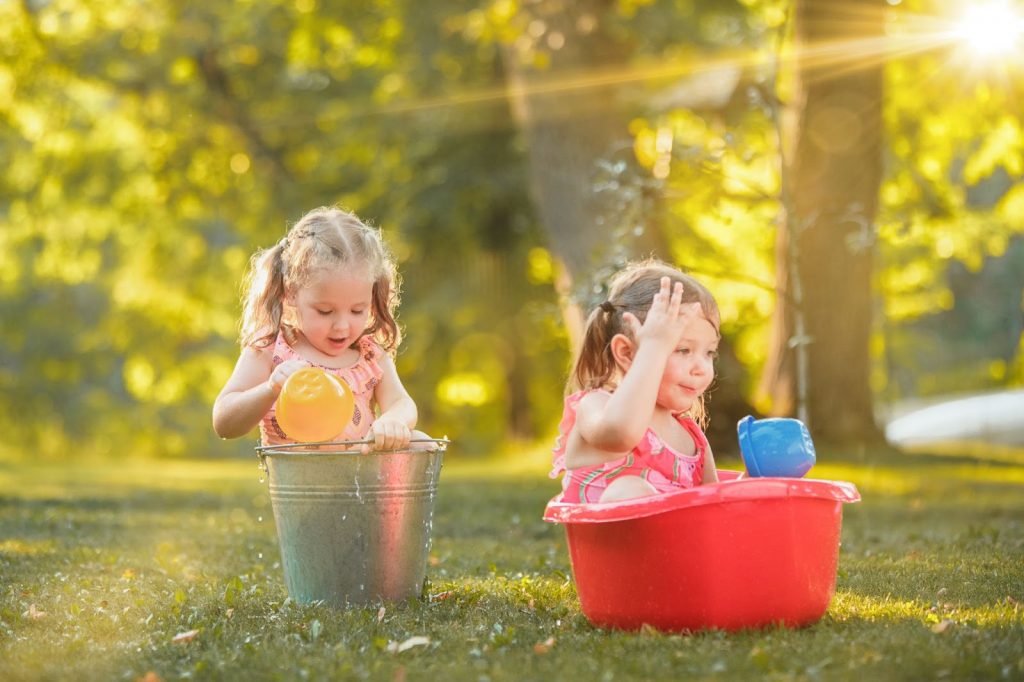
[254,437,450,477]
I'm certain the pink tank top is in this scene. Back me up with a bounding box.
[259,332,384,445]
[549,389,707,503]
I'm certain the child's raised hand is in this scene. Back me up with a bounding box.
[623,277,703,351]
[266,359,306,396]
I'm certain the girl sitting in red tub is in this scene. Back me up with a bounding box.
[550,260,722,503]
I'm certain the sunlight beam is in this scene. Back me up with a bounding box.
[263,3,1019,129]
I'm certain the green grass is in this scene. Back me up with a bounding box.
[1,446,1022,681]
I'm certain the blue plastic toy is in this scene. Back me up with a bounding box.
[737,415,816,478]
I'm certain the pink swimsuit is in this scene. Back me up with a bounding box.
[549,390,707,504]
[259,332,384,446]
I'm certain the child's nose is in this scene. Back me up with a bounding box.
[692,357,712,375]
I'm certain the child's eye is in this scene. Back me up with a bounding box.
[675,347,690,355]
[316,309,332,316]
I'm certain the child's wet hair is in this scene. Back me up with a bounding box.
[569,259,720,423]
[239,206,401,352]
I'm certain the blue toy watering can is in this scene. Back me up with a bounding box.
[737,415,816,478]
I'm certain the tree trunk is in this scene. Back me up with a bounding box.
[761,0,885,443]
[502,2,672,307]
[503,1,756,451]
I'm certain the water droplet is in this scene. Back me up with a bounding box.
[257,516,263,522]
[258,553,263,559]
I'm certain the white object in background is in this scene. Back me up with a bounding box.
[885,390,1024,447]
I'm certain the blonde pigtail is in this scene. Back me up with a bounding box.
[239,242,289,349]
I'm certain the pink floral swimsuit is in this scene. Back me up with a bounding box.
[259,332,384,446]
[549,390,707,504]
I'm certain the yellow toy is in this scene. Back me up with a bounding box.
[275,368,355,442]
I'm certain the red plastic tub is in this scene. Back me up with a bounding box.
[543,472,860,632]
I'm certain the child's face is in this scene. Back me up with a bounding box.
[291,267,374,358]
[656,315,719,414]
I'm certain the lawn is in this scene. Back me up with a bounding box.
[1,445,1022,681]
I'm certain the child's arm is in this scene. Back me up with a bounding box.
[367,354,417,451]
[212,345,302,439]
[573,342,669,453]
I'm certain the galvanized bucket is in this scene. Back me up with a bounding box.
[256,438,447,607]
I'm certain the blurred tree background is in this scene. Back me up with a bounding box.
[1,0,1021,460]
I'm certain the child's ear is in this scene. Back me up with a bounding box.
[610,333,635,370]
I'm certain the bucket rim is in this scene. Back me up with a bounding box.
[543,472,860,524]
[255,437,449,457]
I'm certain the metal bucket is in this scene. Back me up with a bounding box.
[256,438,447,607]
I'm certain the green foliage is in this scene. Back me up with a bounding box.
[885,235,1024,395]
[876,0,1024,398]
[1,0,1023,458]
[0,0,565,458]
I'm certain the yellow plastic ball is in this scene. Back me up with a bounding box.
[275,368,355,443]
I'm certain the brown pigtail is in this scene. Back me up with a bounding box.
[569,304,621,393]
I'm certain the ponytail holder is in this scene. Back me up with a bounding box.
[599,301,616,314]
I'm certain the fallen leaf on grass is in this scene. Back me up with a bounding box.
[428,591,452,602]
[931,619,954,634]
[135,672,162,682]
[386,636,430,653]
[748,645,772,670]
[23,604,46,620]
[377,606,386,623]
[172,629,200,644]
[533,637,556,654]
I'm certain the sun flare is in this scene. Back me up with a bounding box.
[955,2,1024,56]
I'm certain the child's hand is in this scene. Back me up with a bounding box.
[364,417,412,453]
[623,277,704,352]
[266,360,306,396]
